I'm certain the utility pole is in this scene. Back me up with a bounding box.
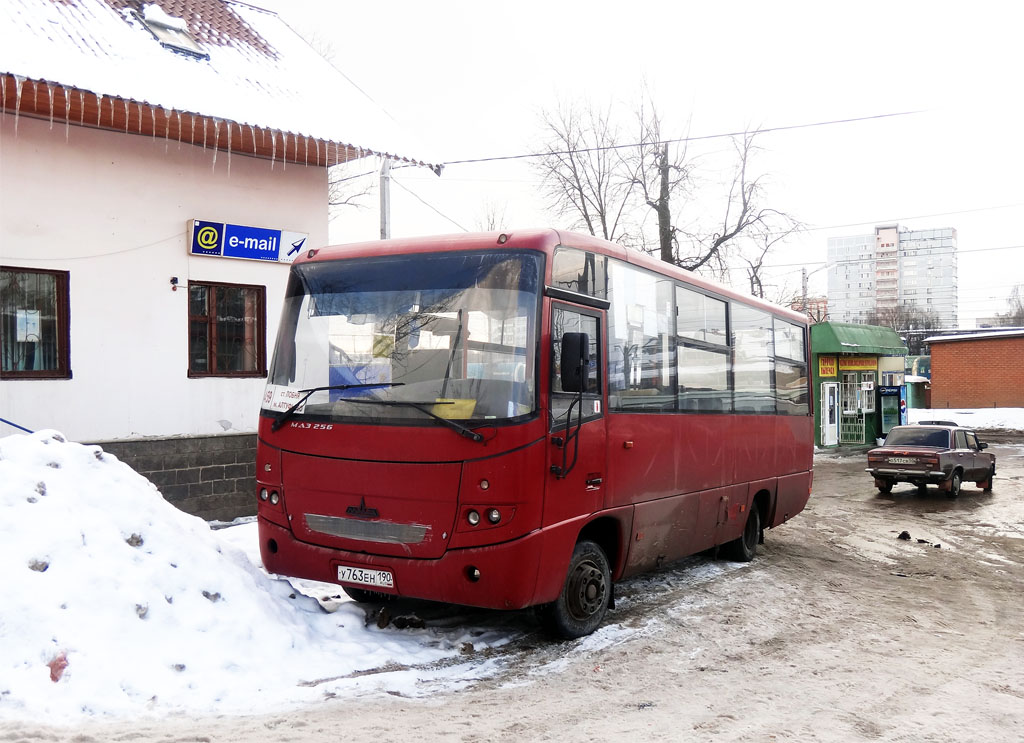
[801,267,809,312]
[379,158,391,240]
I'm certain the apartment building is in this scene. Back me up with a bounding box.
[827,225,958,328]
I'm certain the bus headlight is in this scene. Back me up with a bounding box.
[259,488,269,501]
[269,491,280,505]
[487,508,501,524]
[467,510,481,526]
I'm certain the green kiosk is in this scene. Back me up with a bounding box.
[810,322,908,448]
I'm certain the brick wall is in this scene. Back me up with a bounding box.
[930,336,1024,408]
[91,433,257,522]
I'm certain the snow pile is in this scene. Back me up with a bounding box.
[908,407,1024,431]
[0,431,502,722]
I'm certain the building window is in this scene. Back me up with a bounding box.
[188,282,266,377]
[1,267,71,379]
[137,5,209,59]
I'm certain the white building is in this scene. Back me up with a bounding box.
[827,225,957,328]
[0,0,433,518]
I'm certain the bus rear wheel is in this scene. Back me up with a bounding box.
[543,540,611,639]
[723,505,761,562]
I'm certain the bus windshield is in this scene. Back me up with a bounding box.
[263,250,542,426]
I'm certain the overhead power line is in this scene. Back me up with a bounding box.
[441,110,923,166]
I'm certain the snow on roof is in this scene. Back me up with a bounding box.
[925,329,1024,344]
[0,0,437,169]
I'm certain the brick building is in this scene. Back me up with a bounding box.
[927,330,1024,408]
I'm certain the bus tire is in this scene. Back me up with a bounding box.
[543,540,611,639]
[342,586,395,604]
[723,505,760,562]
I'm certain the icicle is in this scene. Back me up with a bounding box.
[304,136,308,167]
[248,125,255,155]
[138,103,143,135]
[176,111,182,143]
[270,130,276,170]
[163,109,172,153]
[314,138,320,167]
[281,132,288,171]
[64,89,71,142]
[78,91,85,126]
[190,116,196,146]
[1,75,7,120]
[202,118,208,151]
[150,107,156,140]
[33,80,40,111]
[122,99,129,132]
[226,123,232,176]
[95,94,102,127]
[211,119,220,171]
[13,75,25,136]
[47,84,55,129]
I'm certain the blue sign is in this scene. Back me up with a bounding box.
[191,220,224,256]
[223,224,281,261]
[189,220,307,264]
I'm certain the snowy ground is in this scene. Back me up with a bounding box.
[1,409,1022,726]
[0,430,512,724]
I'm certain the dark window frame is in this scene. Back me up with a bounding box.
[550,302,604,432]
[188,280,267,378]
[0,266,71,380]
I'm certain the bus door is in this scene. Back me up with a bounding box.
[545,303,607,526]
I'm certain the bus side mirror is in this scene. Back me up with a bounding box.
[560,332,590,393]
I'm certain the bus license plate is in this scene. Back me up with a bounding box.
[337,565,394,588]
[889,457,916,465]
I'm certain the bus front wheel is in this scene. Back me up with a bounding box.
[543,540,611,639]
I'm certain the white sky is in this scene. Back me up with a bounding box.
[264,0,1024,326]
[2,410,1021,722]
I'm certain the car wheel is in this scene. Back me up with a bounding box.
[981,464,995,493]
[543,540,611,639]
[723,505,761,562]
[342,586,395,604]
[876,480,893,494]
[948,471,962,499]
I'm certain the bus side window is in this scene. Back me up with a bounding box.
[551,307,601,429]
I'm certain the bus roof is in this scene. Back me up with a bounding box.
[301,229,808,326]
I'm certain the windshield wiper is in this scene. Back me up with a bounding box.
[270,383,403,432]
[338,398,485,443]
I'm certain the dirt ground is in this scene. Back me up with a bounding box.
[5,432,1023,742]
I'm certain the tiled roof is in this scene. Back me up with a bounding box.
[0,0,435,169]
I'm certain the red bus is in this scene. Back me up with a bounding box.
[257,229,813,637]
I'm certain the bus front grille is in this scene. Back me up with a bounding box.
[304,513,429,545]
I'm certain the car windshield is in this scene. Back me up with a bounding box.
[884,428,951,448]
[263,250,542,426]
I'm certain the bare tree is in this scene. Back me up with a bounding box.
[535,102,640,241]
[328,162,374,214]
[475,199,508,232]
[535,98,800,287]
[626,100,693,264]
[867,303,941,355]
[1002,284,1024,325]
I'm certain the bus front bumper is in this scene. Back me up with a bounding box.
[258,516,561,611]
